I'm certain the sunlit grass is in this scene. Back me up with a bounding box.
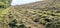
[0,7,10,20]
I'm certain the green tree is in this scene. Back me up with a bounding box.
[0,0,12,9]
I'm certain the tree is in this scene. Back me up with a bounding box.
[0,0,12,9]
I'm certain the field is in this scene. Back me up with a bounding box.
[0,0,60,28]
[1,6,60,28]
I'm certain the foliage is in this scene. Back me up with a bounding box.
[0,0,12,28]
[0,0,12,21]
[0,0,12,9]
[0,7,10,20]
